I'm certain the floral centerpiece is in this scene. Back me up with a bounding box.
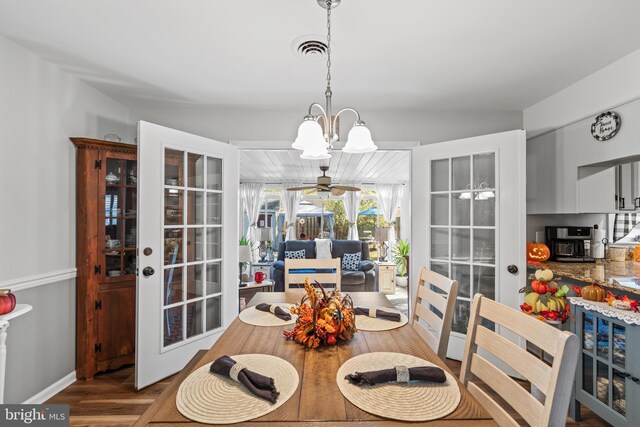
[284,279,357,348]
[519,268,570,323]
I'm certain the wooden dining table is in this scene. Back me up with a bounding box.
[134,292,497,426]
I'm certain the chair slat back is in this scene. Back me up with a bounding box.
[284,258,341,293]
[459,294,580,427]
[412,267,458,360]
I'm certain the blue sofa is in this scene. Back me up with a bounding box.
[270,240,376,292]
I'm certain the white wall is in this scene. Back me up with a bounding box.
[0,34,130,403]
[130,106,522,145]
[524,48,640,138]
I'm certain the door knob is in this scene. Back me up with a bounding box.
[142,267,155,277]
[507,265,518,274]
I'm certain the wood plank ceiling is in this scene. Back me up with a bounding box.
[239,150,410,184]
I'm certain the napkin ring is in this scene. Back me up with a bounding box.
[269,305,277,314]
[395,365,410,383]
[368,307,377,318]
[229,362,246,382]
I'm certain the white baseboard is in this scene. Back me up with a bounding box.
[22,371,76,404]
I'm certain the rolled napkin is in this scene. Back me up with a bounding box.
[210,355,279,403]
[354,306,401,322]
[346,365,446,385]
[255,303,292,321]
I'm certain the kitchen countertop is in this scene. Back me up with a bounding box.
[527,260,640,295]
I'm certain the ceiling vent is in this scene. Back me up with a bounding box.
[291,35,331,59]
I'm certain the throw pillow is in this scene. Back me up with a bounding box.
[285,249,306,259]
[342,252,361,271]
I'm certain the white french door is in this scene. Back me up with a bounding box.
[135,121,239,389]
[411,130,526,361]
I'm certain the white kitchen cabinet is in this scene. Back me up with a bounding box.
[527,99,640,214]
[375,261,396,295]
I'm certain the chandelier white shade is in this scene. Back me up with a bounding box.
[292,0,377,159]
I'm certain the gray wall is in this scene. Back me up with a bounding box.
[129,106,522,145]
[0,34,130,403]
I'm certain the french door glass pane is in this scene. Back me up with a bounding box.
[473,229,495,263]
[431,228,449,260]
[431,194,449,225]
[187,191,204,225]
[452,196,470,226]
[186,301,203,338]
[474,153,495,188]
[165,149,184,186]
[430,261,449,278]
[163,306,183,346]
[206,262,222,295]
[187,228,204,262]
[207,228,222,259]
[452,156,471,191]
[187,264,203,299]
[451,229,470,262]
[473,195,495,226]
[431,159,449,191]
[207,157,223,190]
[452,264,471,298]
[188,153,204,188]
[452,300,470,334]
[164,229,183,265]
[206,296,222,331]
[474,266,495,299]
[164,189,183,225]
[164,267,183,305]
[207,193,222,224]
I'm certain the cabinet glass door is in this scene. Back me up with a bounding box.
[104,157,137,279]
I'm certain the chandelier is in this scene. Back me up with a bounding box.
[292,0,377,160]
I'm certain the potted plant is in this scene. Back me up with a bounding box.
[239,236,253,283]
[393,239,410,288]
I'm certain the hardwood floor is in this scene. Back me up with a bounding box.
[48,362,611,426]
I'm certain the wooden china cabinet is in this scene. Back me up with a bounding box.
[71,138,137,380]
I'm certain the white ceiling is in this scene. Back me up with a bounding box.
[1,1,640,112]
[239,149,409,184]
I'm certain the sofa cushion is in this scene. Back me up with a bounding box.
[285,249,306,259]
[342,252,361,271]
[277,241,316,260]
[332,240,367,260]
[359,260,375,272]
[341,271,366,285]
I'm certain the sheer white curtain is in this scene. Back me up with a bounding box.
[241,183,264,248]
[282,183,302,240]
[376,183,404,243]
[342,187,362,240]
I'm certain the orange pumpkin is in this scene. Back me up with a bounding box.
[531,280,558,294]
[527,242,550,262]
[582,284,606,302]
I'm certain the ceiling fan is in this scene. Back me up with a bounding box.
[287,166,361,196]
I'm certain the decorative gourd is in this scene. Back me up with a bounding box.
[534,269,554,282]
[531,279,558,295]
[582,284,606,302]
[0,289,16,315]
[524,292,566,312]
[527,242,551,262]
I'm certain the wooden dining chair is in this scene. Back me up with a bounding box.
[411,267,459,360]
[460,294,580,427]
[284,258,341,293]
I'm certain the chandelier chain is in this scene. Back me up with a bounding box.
[326,0,332,90]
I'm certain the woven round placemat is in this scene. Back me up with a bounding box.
[176,354,299,424]
[336,352,460,421]
[238,304,296,326]
[355,308,408,331]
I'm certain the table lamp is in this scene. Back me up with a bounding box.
[257,227,271,262]
[375,227,390,262]
[238,245,252,286]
